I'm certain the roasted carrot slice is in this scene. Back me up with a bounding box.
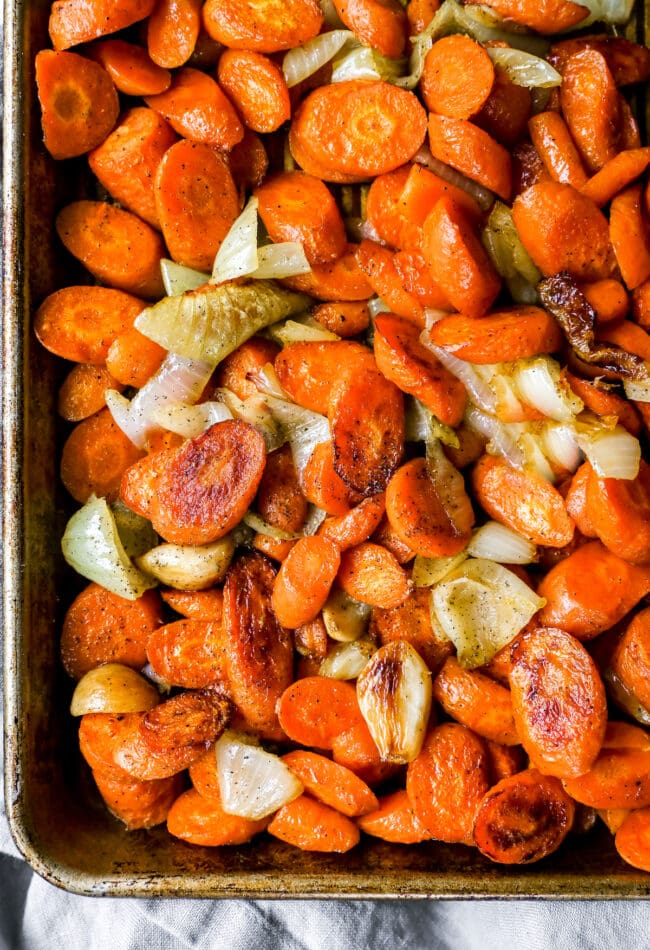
[88,39,171,95]
[215,336,280,401]
[160,587,224,621]
[608,607,650,714]
[421,35,495,120]
[333,0,407,58]
[565,371,640,435]
[167,787,268,846]
[281,750,378,817]
[49,0,156,50]
[509,626,607,780]
[311,301,370,339]
[301,441,359,516]
[407,0,440,33]
[272,536,341,629]
[277,677,365,749]
[581,459,650,564]
[609,184,650,290]
[256,444,307,534]
[473,769,576,864]
[317,494,387,551]
[354,242,425,325]
[485,740,527,785]
[267,794,360,852]
[393,250,454,311]
[428,114,512,200]
[406,723,489,844]
[149,421,266,546]
[280,244,373,301]
[560,49,621,173]
[433,657,519,746]
[615,806,650,871]
[548,34,650,85]
[119,446,178,520]
[227,127,270,191]
[60,407,145,503]
[477,0,588,34]
[61,583,162,680]
[562,721,650,810]
[105,326,166,389]
[581,148,650,208]
[370,587,453,675]
[35,49,119,160]
[147,0,202,69]
[474,65,532,149]
[275,340,376,414]
[357,789,430,844]
[217,50,291,135]
[426,306,562,364]
[337,542,411,609]
[146,618,228,689]
[145,67,244,150]
[576,280,630,325]
[57,364,122,421]
[223,552,294,740]
[202,0,324,52]
[93,766,183,830]
[528,111,588,189]
[331,718,400,787]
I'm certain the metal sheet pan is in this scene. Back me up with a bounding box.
[4,0,650,898]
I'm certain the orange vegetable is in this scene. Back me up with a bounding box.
[509,626,607,779]
[354,241,425,325]
[474,65,532,149]
[337,542,411,609]
[268,794,360,852]
[393,250,454,311]
[256,444,307,534]
[560,49,621,173]
[49,0,156,50]
[272,536,341,628]
[407,0,440,33]
[160,587,224,621]
[218,50,291,135]
[615,807,650,871]
[167,787,268,846]
[277,677,365,749]
[576,280,630,325]
[433,657,519,746]
[563,721,650,810]
[105,326,166,389]
[93,767,183,830]
[280,244,373,301]
[333,0,407,58]
[473,769,576,864]
[581,148,650,207]
[317,494,387,550]
[420,35,495,120]
[228,128,270,191]
[119,446,178,520]
[369,587,454,675]
[57,364,122,421]
[427,114,512,200]
[55,200,166,299]
[426,306,563,364]
[528,111,588,189]
[202,0,324,52]
[311,301,370,338]
[609,184,650,290]
[578,459,650,564]
[548,34,650,85]
[146,618,228,689]
[215,337,280,401]
[88,39,171,95]
[331,719,400,787]
[281,750,378,817]
[565,371,640,434]
[301,441,359,516]
[60,407,145,503]
[61,583,162,680]
[145,67,244,150]
[357,789,430,844]
[35,49,119,160]
[147,0,202,69]
[477,0,588,34]
[608,607,650,714]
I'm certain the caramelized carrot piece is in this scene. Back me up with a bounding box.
[88,39,171,95]
[60,407,145,503]
[577,280,630,325]
[473,769,576,864]
[609,607,650,713]
[633,278,650,327]
[93,766,183,830]
[421,197,501,318]
[311,301,370,339]
[255,172,346,266]
[511,141,550,195]
[528,112,588,189]
[145,67,244,150]
[280,244,373,301]
[119,446,178,520]
[227,127,269,191]
[614,807,650,871]
[509,626,607,779]
[331,718,400,787]
[427,114,511,200]
[581,148,650,207]
[34,286,145,364]
[433,657,519,746]
[215,337,280,401]
[485,740,527,785]
[272,536,341,629]
[540,540,650,639]
[146,618,228,689]
[580,459,650,564]
[333,0,407,58]
[289,81,427,180]
[407,0,440,32]
[512,181,616,281]
[57,364,122,421]
[105,326,166,388]
[154,139,240,271]
[293,614,329,661]
[256,444,307,534]
[56,200,165,299]
[337,542,411,609]
[609,185,650,290]
[147,0,201,69]
[281,751,378,817]
[35,50,119,160]
[268,794,360,852]
[371,513,416,564]
[563,721,650,809]
[357,789,430,844]
[406,723,489,843]
[61,583,162,680]
[420,35,495,120]
[149,421,266,546]
[88,106,177,230]
[301,441,358,516]
[277,677,365,749]
[471,454,574,548]
[49,0,156,50]
[218,50,291,135]
[474,65,532,149]
[401,162,481,237]
[548,34,650,85]
[364,165,415,250]
[202,0,323,52]
[426,306,562,364]
[354,241,425,325]
[477,0,588,33]
[385,456,474,558]
[565,371,640,435]
[560,49,621,173]
[167,787,268,846]
[160,587,224,620]
[317,494,386,550]
[393,250,454,311]
[329,366,404,495]
[369,588,453,675]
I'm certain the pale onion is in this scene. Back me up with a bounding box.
[541,422,582,474]
[135,536,235,590]
[253,242,311,279]
[513,357,584,423]
[110,499,158,558]
[506,273,539,305]
[211,197,260,283]
[604,668,650,727]
[258,393,331,480]
[242,512,302,541]
[574,422,641,480]
[215,731,303,820]
[141,662,172,694]
[421,337,497,413]
[357,641,432,764]
[322,587,372,642]
[216,388,284,453]
[148,399,233,438]
[269,318,340,346]
[474,364,528,422]
[413,146,494,210]
[624,377,650,403]
[405,396,460,449]
[465,404,526,470]
[62,496,157,601]
[368,296,391,318]
[331,44,406,83]
[482,201,541,284]
[576,0,635,26]
[160,258,209,297]
[518,431,557,483]
[319,639,376,680]
[412,551,468,587]
[431,558,546,668]
[467,521,537,565]
[319,0,346,28]
[106,354,214,449]
[302,504,328,536]
[70,663,160,716]
[250,361,289,399]
[134,281,310,364]
[283,31,352,86]
[486,48,562,87]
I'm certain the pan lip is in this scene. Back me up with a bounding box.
[3,0,650,900]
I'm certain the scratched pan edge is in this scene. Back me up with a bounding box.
[3,0,650,900]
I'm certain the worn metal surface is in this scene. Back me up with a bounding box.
[4,0,650,899]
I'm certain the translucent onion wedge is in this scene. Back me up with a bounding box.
[357,641,432,764]
[412,551,468,587]
[486,48,562,87]
[518,431,557,483]
[405,396,460,449]
[576,0,635,27]
[467,521,537,565]
[258,394,331,480]
[135,536,235,590]
[302,504,328,536]
[212,197,260,283]
[216,388,284,452]
[282,29,351,86]
[70,663,160,716]
[268,318,339,346]
[242,512,302,541]
[332,44,406,83]
[215,731,303,819]
[62,495,157,601]
[319,0,347,28]
[319,639,376,680]
[574,422,641,480]
[465,404,526,470]
[421,336,497,413]
[134,281,310,364]
[474,364,526,422]
[111,498,158,559]
[513,357,583,423]
[431,558,546,669]
[148,399,233,438]
[253,242,311,279]
[482,201,541,284]
[322,587,372,642]
[106,354,214,449]
[541,422,582,474]
[160,258,209,297]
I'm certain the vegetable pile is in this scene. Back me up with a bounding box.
[33,0,650,870]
